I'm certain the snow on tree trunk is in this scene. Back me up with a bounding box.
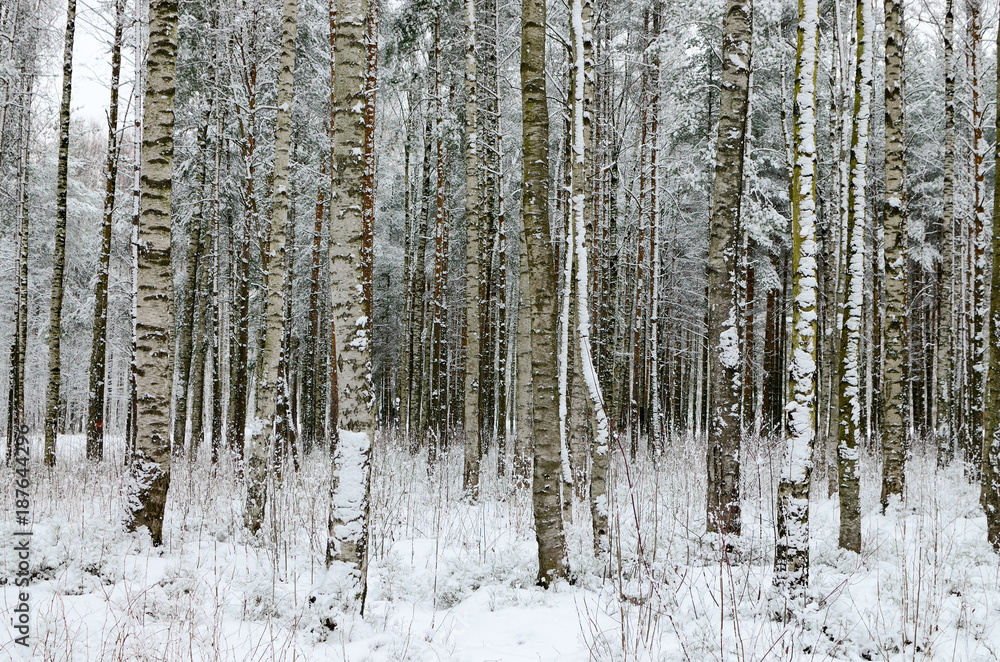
[127,0,179,546]
[569,0,609,557]
[773,0,817,603]
[936,0,956,463]
[705,0,752,537]
[326,0,375,611]
[245,0,298,535]
[522,0,568,587]
[879,0,907,509]
[836,0,872,554]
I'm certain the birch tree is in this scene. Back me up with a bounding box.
[568,0,609,556]
[44,0,78,467]
[326,0,376,609]
[462,0,482,495]
[126,0,179,546]
[936,0,956,461]
[6,43,33,461]
[774,0,818,601]
[522,0,568,586]
[983,5,1000,550]
[837,0,872,554]
[705,0,752,537]
[246,0,298,534]
[968,0,986,475]
[880,0,907,508]
[85,0,126,461]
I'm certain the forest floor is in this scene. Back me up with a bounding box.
[2,431,1000,661]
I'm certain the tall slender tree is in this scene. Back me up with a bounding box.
[522,0,567,587]
[568,0,609,556]
[126,0,179,546]
[6,45,33,462]
[704,0,753,537]
[245,0,298,534]
[86,0,126,461]
[326,0,376,610]
[774,0,818,602]
[982,0,1000,549]
[880,0,907,508]
[837,0,872,554]
[44,0,79,466]
[462,0,482,495]
[936,0,956,462]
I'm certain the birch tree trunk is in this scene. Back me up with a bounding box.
[936,0,956,462]
[967,0,986,477]
[189,211,211,455]
[209,96,225,462]
[837,0,872,554]
[125,4,142,461]
[7,64,32,462]
[705,0,752,537]
[569,0,610,557]
[229,17,260,464]
[326,0,375,610]
[774,0,817,602]
[44,0,78,467]
[304,160,327,453]
[982,5,1000,549]
[245,0,297,535]
[880,0,907,508]
[127,0,179,546]
[462,0,482,495]
[522,0,568,587]
[86,0,125,461]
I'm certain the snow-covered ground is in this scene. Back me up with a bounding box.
[2,432,1000,660]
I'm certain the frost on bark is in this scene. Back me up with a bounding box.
[705,0,752,537]
[462,0,482,496]
[86,0,125,462]
[983,5,1000,551]
[774,0,817,602]
[126,0,179,546]
[936,0,956,461]
[245,0,298,535]
[569,0,609,557]
[836,0,872,554]
[880,0,907,509]
[326,0,375,610]
[44,0,78,467]
[522,0,568,587]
